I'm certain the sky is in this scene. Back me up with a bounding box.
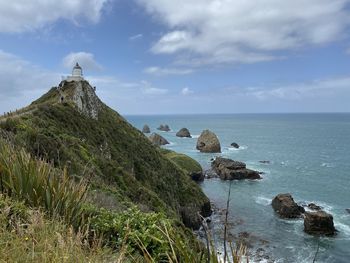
[0,0,350,115]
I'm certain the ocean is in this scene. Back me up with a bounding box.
[126,113,350,263]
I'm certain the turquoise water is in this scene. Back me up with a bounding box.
[126,114,350,262]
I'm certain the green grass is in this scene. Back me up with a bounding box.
[0,138,246,262]
[0,138,87,226]
[0,82,248,262]
[0,85,210,229]
[0,195,115,263]
[161,148,202,175]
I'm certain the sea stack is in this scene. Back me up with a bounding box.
[176,128,191,138]
[304,211,336,236]
[149,133,169,146]
[272,194,305,218]
[196,130,221,153]
[157,124,170,132]
[142,124,150,133]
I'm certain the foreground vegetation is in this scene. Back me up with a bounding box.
[0,137,246,262]
[0,82,246,262]
[0,84,210,229]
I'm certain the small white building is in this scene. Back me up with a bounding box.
[67,63,84,81]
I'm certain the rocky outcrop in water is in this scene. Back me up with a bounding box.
[346,208,350,214]
[211,157,261,180]
[142,124,150,133]
[307,203,322,211]
[272,194,305,218]
[157,124,170,132]
[149,133,169,146]
[196,130,221,153]
[176,128,191,138]
[304,211,336,236]
[231,142,240,148]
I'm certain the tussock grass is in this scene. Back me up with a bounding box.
[0,135,247,262]
[0,195,114,263]
[0,138,87,226]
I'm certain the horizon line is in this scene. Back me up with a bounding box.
[123,112,350,116]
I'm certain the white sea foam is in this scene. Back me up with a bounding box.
[255,196,271,206]
[303,200,334,213]
[335,222,350,237]
[191,134,200,138]
[227,145,248,151]
[280,161,287,166]
[165,142,176,147]
[321,162,335,168]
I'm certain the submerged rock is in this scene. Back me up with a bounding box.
[176,128,191,138]
[196,130,221,153]
[142,124,150,133]
[157,124,170,132]
[304,211,336,236]
[211,157,261,180]
[259,160,271,164]
[272,194,305,218]
[149,133,169,146]
[308,203,322,211]
[346,208,350,214]
[231,142,240,148]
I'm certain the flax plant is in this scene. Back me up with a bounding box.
[0,139,88,226]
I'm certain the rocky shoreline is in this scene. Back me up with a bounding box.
[141,123,342,261]
[196,203,276,263]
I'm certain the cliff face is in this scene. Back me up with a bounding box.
[0,80,211,229]
[70,81,101,120]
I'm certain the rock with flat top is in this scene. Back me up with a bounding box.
[211,157,261,180]
[304,211,336,236]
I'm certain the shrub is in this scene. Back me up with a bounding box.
[89,207,173,260]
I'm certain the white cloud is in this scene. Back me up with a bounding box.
[0,50,60,113]
[62,52,102,71]
[140,81,168,95]
[129,34,143,41]
[137,0,350,66]
[144,66,194,76]
[0,0,109,33]
[247,77,350,101]
[88,77,167,96]
[181,87,194,95]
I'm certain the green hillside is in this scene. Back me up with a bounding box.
[0,80,211,230]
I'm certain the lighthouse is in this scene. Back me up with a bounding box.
[67,63,84,81]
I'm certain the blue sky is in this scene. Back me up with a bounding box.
[1,0,350,114]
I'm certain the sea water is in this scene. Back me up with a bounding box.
[126,113,350,262]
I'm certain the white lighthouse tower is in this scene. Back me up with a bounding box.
[67,62,84,81]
